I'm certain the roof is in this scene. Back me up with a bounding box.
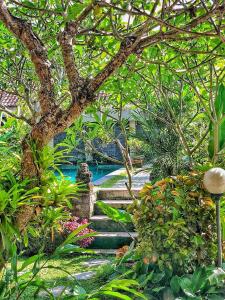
[0,90,18,107]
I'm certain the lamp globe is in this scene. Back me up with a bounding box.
[203,167,225,195]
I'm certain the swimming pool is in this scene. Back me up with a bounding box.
[56,165,121,182]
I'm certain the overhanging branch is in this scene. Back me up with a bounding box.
[0,0,56,115]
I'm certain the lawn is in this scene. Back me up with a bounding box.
[100,173,127,188]
[9,254,114,300]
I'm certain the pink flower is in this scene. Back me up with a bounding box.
[62,217,95,248]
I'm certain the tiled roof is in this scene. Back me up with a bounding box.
[0,90,18,107]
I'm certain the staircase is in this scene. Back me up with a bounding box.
[89,188,139,252]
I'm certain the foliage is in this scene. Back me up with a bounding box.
[0,143,81,265]
[0,227,96,299]
[91,244,225,300]
[0,118,27,174]
[208,84,225,161]
[130,170,217,273]
[0,232,144,300]
[0,170,39,263]
[132,257,225,300]
[133,110,182,178]
[96,201,133,224]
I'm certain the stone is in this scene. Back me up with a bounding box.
[81,259,110,267]
[38,286,70,298]
[76,163,93,189]
[73,163,96,218]
[73,271,96,280]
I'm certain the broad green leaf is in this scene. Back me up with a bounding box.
[19,254,44,271]
[96,201,132,223]
[99,291,132,300]
[170,275,180,294]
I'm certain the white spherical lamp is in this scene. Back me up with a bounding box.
[203,167,225,194]
[203,167,225,268]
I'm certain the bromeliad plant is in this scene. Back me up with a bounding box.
[130,169,218,273]
[0,142,81,268]
[0,171,39,270]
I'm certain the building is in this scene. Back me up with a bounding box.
[0,90,19,125]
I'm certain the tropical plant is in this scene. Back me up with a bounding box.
[135,261,225,299]
[0,171,39,270]
[133,109,182,178]
[0,143,81,266]
[0,225,95,299]
[130,169,218,273]
[0,227,146,300]
[96,201,133,224]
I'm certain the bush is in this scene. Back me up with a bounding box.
[130,171,217,273]
[19,216,95,256]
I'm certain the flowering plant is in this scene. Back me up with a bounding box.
[62,217,95,248]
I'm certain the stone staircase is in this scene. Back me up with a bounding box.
[89,188,139,251]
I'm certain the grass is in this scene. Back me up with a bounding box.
[6,254,114,300]
[100,173,127,188]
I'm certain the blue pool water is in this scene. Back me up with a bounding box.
[56,165,120,182]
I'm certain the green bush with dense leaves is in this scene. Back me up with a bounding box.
[130,170,218,273]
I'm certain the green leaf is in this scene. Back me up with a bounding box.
[179,277,195,296]
[96,201,132,223]
[72,285,87,296]
[53,244,95,256]
[215,84,225,118]
[67,3,85,21]
[152,272,165,283]
[19,254,43,271]
[170,275,180,294]
[99,291,132,300]
[60,223,90,246]
[191,267,207,292]
[208,268,225,285]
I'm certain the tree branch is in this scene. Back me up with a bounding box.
[0,104,31,125]
[0,0,56,115]
[58,2,95,102]
[139,4,225,48]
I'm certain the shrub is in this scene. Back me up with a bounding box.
[130,171,217,273]
[20,216,95,256]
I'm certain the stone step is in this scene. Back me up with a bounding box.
[90,232,137,249]
[90,215,134,232]
[97,188,140,200]
[94,200,133,215]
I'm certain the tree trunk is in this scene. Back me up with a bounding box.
[21,138,40,180]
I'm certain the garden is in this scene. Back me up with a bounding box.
[0,1,225,299]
